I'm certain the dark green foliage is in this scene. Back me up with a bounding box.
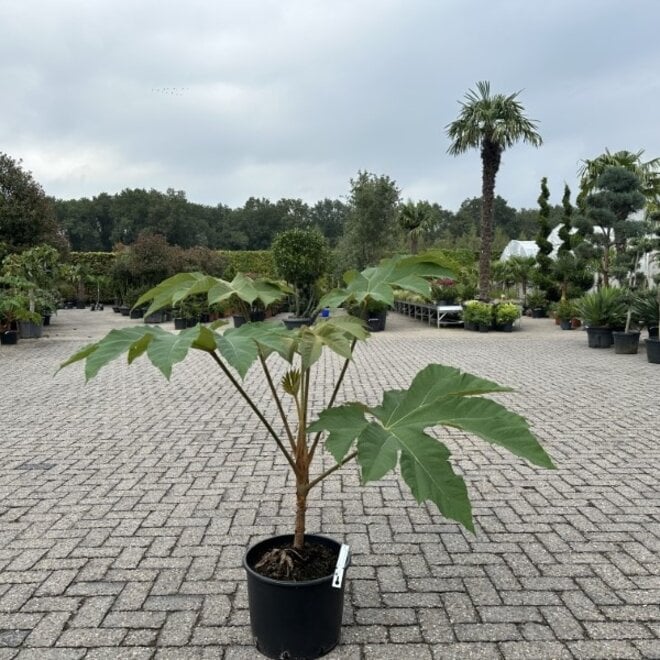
[339,171,401,271]
[0,153,62,251]
[557,184,573,255]
[535,177,554,282]
[575,167,646,286]
[272,229,329,317]
[220,251,275,279]
[309,199,348,247]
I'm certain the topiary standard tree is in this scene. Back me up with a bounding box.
[575,166,646,287]
[272,228,329,318]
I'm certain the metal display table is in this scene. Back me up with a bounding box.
[393,301,463,328]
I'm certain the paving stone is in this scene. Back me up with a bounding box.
[2,309,659,659]
[500,640,574,659]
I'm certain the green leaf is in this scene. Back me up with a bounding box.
[356,423,399,482]
[355,362,554,531]
[84,327,156,380]
[57,342,98,372]
[146,327,198,379]
[215,328,260,379]
[316,252,455,312]
[308,404,369,463]
[127,334,152,365]
[398,430,473,531]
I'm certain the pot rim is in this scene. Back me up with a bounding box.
[243,533,341,588]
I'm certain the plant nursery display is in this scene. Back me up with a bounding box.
[60,255,555,659]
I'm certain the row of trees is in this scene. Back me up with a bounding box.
[2,77,658,299]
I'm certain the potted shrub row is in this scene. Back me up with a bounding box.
[59,254,555,659]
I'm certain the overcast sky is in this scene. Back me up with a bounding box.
[2,0,659,212]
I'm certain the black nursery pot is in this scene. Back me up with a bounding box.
[586,326,613,348]
[612,331,640,355]
[243,534,347,660]
[0,330,18,345]
[646,337,660,364]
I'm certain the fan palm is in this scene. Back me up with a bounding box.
[398,201,432,254]
[446,81,542,299]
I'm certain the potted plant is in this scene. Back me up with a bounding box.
[272,228,329,329]
[525,290,548,318]
[555,298,577,331]
[493,301,519,332]
[575,287,627,348]
[59,255,555,659]
[633,288,659,339]
[349,298,390,332]
[462,300,480,331]
[639,287,660,364]
[612,289,642,355]
[430,277,457,305]
[0,277,41,344]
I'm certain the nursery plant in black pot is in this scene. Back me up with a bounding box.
[576,287,626,348]
[493,301,519,332]
[0,276,42,344]
[59,254,555,659]
[272,228,328,329]
[555,297,577,331]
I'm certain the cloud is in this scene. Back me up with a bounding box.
[1,0,659,211]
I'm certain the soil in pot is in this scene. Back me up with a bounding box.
[244,534,346,660]
[613,331,640,355]
[646,337,660,364]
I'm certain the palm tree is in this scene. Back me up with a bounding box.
[398,200,432,254]
[446,81,542,299]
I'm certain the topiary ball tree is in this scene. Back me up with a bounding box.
[272,228,329,317]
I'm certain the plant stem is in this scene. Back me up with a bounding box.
[258,353,296,452]
[308,338,358,462]
[208,350,299,476]
[305,450,358,493]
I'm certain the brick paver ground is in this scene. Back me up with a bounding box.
[0,308,658,659]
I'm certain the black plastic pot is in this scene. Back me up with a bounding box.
[531,308,546,318]
[646,337,660,364]
[43,315,51,326]
[18,321,43,339]
[284,317,313,330]
[0,330,18,345]
[130,308,144,320]
[366,310,387,332]
[173,318,187,330]
[496,322,514,332]
[120,306,131,316]
[586,326,613,348]
[243,534,347,659]
[559,320,572,330]
[612,331,640,355]
[649,326,659,339]
[144,310,168,324]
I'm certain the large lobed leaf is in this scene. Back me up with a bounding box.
[135,271,291,317]
[317,252,455,310]
[309,363,555,531]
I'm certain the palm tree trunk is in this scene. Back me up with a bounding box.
[479,141,501,300]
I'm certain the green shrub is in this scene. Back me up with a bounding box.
[575,288,626,328]
[220,251,275,279]
[494,302,520,325]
